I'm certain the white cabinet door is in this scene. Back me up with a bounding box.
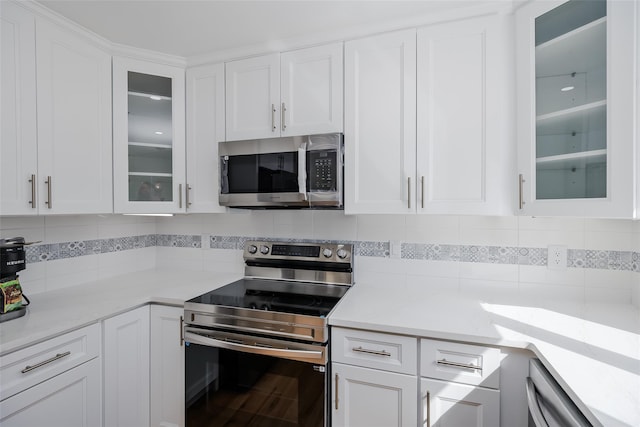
[417,15,514,215]
[516,0,636,217]
[0,1,38,215]
[185,63,226,213]
[280,43,343,136]
[113,57,186,214]
[103,305,150,427]
[150,305,184,427]
[344,29,417,214]
[0,358,101,427]
[225,53,280,141]
[35,17,113,214]
[332,362,417,427]
[421,378,499,427]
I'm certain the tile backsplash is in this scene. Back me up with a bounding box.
[2,212,640,306]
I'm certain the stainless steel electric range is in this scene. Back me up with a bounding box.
[183,240,354,427]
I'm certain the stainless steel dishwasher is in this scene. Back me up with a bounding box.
[526,359,592,427]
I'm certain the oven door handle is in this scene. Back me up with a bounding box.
[184,330,325,363]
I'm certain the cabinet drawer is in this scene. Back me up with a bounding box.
[0,323,101,401]
[332,328,417,375]
[420,339,500,389]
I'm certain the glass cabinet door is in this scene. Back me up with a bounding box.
[113,57,185,213]
[127,72,173,202]
[534,0,606,200]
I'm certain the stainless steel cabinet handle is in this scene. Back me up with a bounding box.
[45,176,52,209]
[21,351,71,374]
[526,377,548,427]
[426,391,431,427]
[281,102,287,131]
[407,177,411,209]
[271,104,276,132]
[436,358,482,371]
[519,174,526,209]
[178,183,183,209]
[186,184,192,207]
[421,175,425,209]
[352,346,391,357]
[179,316,184,347]
[335,374,339,410]
[29,174,36,208]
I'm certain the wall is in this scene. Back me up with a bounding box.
[156,211,640,305]
[0,215,156,295]
[3,212,639,307]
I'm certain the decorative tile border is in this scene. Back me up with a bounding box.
[22,234,640,273]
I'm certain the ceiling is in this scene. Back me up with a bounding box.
[35,1,510,59]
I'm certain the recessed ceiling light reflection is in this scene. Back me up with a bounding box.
[560,86,575,92]
[155,131,163,135]
[149,95,162,100]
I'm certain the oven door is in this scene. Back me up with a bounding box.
[184,327,328,427]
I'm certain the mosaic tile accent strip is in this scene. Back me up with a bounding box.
[25,234,157,264]
[20,233,640,273]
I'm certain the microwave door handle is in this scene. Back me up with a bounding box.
[220,156,229,194]
[298,145,307,200]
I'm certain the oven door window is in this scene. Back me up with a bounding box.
[225,152,298,194]
[186,343,325,427]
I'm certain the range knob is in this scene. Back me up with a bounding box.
[322,248,333,258]
[260,245,270,255]
[247,245,258,254]
[337,248,349,259]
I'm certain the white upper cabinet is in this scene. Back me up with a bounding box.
[516,0,636,217]
[345,15,512,216]
[344,29,417,214]
[186,63,226,213]
[280,43,343,136]
[113,57,186,214]
[417,15,514,215]
[225,53,280,141]
[1,1,37,215]
[36,18,113,214]
[225,42,343,141]
[6,14,112,215]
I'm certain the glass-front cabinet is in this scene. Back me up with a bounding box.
[516,0,635,217]
[113,57,185,213]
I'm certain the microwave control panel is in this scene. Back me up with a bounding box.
[308,150,337,191]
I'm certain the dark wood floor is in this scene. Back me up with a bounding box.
[186,360,324,427]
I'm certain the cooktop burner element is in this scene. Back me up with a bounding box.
[184,240,354,343]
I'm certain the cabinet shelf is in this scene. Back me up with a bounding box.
[128,91,172,101]
[536,17,606,77]
[536,100,606,136]
[129,172,173,177]
[128,141,172,149]
[536,149,606,170]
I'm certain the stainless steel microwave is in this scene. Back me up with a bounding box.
[219,133,343,208]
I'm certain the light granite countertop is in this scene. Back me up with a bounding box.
[1,270,638,427]
[329,283,640,427]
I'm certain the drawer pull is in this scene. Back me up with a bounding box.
[21,351,71,374]
[436,358,482,371]
[352,346,391,357]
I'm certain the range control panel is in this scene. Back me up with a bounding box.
[243,240,352,263]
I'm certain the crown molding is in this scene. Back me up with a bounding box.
[186,0,515,67]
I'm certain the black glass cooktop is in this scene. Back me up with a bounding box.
[187,278,349,317]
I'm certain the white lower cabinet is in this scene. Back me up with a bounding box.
[150,305,184,427]
[0,358,102,427]
[331,329,503,426]
[0,323,102,427]
[332,363,417,427]
[103,305,150,427]
[421,378,499,427]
